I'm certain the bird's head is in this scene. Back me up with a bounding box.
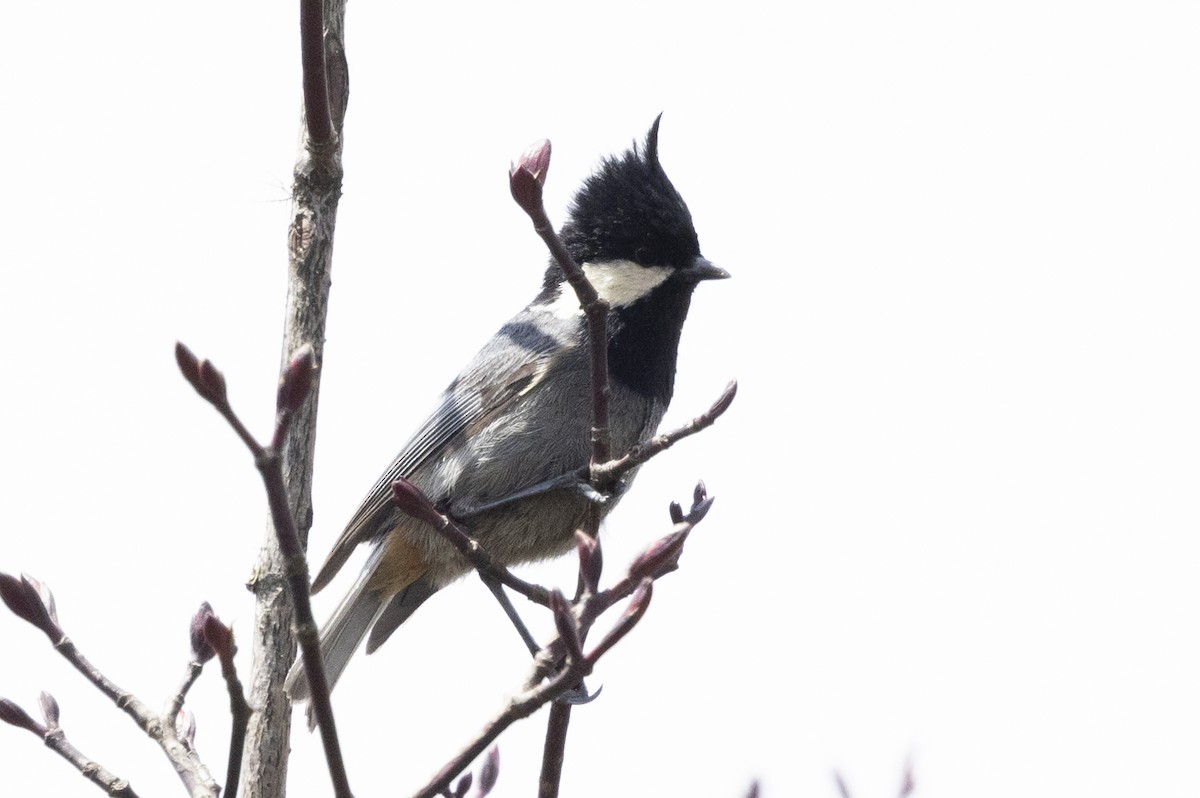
[541,115,729,308]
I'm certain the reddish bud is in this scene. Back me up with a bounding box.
[451,771,473,798]
[478,745,500,796]
[198,360,227,403]
[509,138,551,214]
[629,528,690,580]
[202,614,235,664]
[391,478,446,530]
[518,139,551,183]
[549,590,582,663]
[0,573,62,640]
[175,341,200,384]
[175,342,227,405]
[38,691,60,728]
[189,602,217,663]
[587,578,653,664]
[0,698,45,734]
[575,530,603,594]
[277,343,316,414]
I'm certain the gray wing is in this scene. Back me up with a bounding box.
[309,310,577,592]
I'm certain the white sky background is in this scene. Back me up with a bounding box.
[2,2,1198,797]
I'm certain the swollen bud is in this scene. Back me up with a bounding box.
[629,528,690,580]
[587,578,653,664]
[189,602,217,663]
[451,772,472,798]
[509,138,551,215]
[38,691,60,729]
[0,698,45,734]
[549,590,582,663]
[277,343,316,414]
[478,745,500,797]
[391,478,446,530]
[202,614,235,664]
[575,530,603,594]
[0,572,63,641]
[175,342,228,405]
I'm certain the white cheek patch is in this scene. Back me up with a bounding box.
[546,259,673,318]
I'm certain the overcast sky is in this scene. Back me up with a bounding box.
[2,2,1198,797]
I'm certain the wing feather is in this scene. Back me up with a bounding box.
[310,315,571,592]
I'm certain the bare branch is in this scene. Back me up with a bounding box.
[537,704,572,798]
[299,0,333,145]
[2,693,141,797]
[177,345,352,798]
[204,615,251,798]
[509,139,612,466]
[0,570,220,796]
[592,380,738,487]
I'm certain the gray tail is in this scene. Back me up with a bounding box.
[284,549,437,713]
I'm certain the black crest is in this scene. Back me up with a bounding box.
[546,116,701,291]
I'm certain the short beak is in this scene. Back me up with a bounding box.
[689,256,731,281]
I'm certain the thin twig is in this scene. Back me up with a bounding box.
[0,693,141,798]
[509,141,611,466]
[591,379,738,487]
[509,138,615,796]
[537,704,572,798]
[0,571,220,797]
[202,615,252,798]
[299,0,333,145]
[177,344,353,798]
[413,656,589,798]
[423,484,708,798]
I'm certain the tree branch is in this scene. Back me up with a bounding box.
[0,573,219,797]
[177,344,353,798]
[240,1,348,795]
[1,693,141,798]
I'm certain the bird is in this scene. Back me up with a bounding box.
[285,116,728,702]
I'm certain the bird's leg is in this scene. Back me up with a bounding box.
[478,569,540,656]
[456,469,626,518]
[476,570,601,705]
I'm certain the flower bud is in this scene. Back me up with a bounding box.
[277,344,316,414]
[38,691,60,728]
[189,602,217,663]
[509,139,551,214]
[478,745,500,796]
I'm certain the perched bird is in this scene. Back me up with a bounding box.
[286,117,727,701]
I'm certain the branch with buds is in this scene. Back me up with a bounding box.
[0,574,223,797]
[1,691,140,797]
[176,342,352,798]
[409,483,716,798]
[509,135,736,798]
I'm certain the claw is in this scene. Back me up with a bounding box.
[555,681,603,705]
[573,481,609,505]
